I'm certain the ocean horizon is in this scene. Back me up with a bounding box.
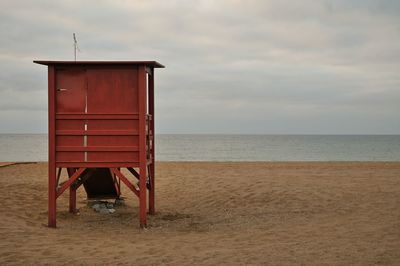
[0,134,399,162]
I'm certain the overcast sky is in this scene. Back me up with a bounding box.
[0,0,399,134]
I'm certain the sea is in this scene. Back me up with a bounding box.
[0,134,399,162]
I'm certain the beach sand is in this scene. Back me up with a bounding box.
[0,162,399,265]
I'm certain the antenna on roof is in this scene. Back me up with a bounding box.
[73,33,81,61]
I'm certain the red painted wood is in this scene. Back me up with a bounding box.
[111,168,139,197]
[48,65,56,228]
[56,114,139,120]
[56,162,141,168]
[67,168,77,213]
[35,60,163,228]
[127,167,140,180]
[110,168,121,197]
[87,68,138,113]
[56,168,86,198]
[57,152,139,162]
[148,70,155,214]
[56,130,139,136]
[34,60,165,68]
[86,68,139,163]
[56,69,86,113]
[56,69,86,162]
[57,146,139,152]
[138,66,147,227]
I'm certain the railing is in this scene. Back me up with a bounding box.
[146,114,153,161]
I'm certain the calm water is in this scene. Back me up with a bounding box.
[0,134,399,162]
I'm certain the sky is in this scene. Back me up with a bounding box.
[0,0,399,134]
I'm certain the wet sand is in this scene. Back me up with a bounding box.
[0,162,399,265]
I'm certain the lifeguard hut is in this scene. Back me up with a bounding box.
[34,60,164,228]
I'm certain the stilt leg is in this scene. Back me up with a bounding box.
[149,164,155,215]
[139,165,147,228]
[117,168,121,197]
[69,188,77,213]
[67,168,77,213]
[148,68,155,215]
[48,166,57,227]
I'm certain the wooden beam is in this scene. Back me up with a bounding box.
[138,65,148,227]
[56,113,139,120]
[56,168,86,198]
[127,167,140,180]
[111,168,139,197]
[56,146,139,152]
[48,65,56,228]
[56,130,139,136]
[148,67,155,215]
[56,162,140,168]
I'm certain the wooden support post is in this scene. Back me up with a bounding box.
[48,167,56,227]
[110,168,121,197]
[117,168,121,197]
[138,66,147,227]
[127,167,140,180]
[56,168,86,198]
[67,168,77,213]
[48,65,56,228]
[69,188,77,213]
[148,69,155,215]
[139,165,147,227]
[112,168,139,197]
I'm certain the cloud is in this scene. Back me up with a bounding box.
[0,0,399,133]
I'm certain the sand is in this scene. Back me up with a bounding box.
[0,162,399,265]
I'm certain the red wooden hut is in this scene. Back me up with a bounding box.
[34,60,164,228]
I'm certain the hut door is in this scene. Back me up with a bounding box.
[56,69,87,162]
